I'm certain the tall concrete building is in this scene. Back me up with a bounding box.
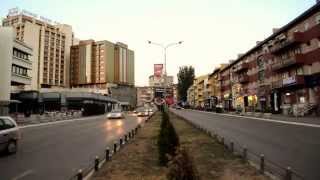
[0,27,33,115]
[114,42,135,85]
[2,9,74,89]
[70,40,135,93]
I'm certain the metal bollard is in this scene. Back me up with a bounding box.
[94,156,99,171]
[242,147,247,161]
[77,169,83,180]
[106,147,110,161]
[124,134,128,142]
[260,154,265,174]
[135,127,138,134]
[285,167,292,180]
[114,142,117,153]
[230,142,234,153]
[132,130,135,138]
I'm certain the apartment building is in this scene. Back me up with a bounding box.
[70,40,115,94]
[219,66,233,110]
[193,75,208,108]
[222,2,320,115]
[114,42,135,85]
[2,10,74,89]
[0,27,33,115]
[137,86,154,107]
[187,85,195,107]
[149,74,174,87]
[70,40,135,93]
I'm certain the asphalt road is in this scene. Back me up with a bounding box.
[171,109,320,180]
[0,113,145,180]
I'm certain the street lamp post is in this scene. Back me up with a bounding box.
[148,40,183,86]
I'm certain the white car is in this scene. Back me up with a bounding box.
[107,110,124,119]
[0,116,20,154]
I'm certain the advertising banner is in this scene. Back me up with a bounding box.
[154,64,163,78]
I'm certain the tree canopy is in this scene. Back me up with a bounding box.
[177,66,195,102]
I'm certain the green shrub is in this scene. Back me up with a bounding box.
[167,147,199,180]
[158,111,179,166]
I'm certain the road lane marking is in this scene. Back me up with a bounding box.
[179,109,320,128]
[12,170,34,180]
[19,115,105,129]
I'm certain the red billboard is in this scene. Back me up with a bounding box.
[154,64,163,78]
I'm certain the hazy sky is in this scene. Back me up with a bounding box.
[0,0,316,86]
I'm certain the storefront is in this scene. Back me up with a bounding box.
[223,93,233,111]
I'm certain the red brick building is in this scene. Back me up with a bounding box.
[220,3,320,115]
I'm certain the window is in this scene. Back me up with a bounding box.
[316,15,320,24]
[0,118,16,130]
[304,23,309,30]
[297,67,304,75]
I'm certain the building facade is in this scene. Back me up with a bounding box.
[114,42,135,85]
[0,27,33,115]
[137,86,154,107]
[149,74,174,87]
[70,40,135,92]
[187,85,195,107]
[184,3,320,116]
[2,12,74,89]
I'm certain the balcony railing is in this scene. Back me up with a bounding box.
[233,62,249,73]
[272,75,305,89]
[302,23,320,42]
[272,47,320,71]
[271,55,304,71]
[270,32,304,54]
[239,75,249,84]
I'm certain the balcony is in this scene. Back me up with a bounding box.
[221,85,230,92]
[272,75,305,89]
[239,75,249,84]
[302,23,320,41]
[271,55,304,72]
[233,63,249,73]
[11,72,32,85]
[270,32,304,54]
[221,75,229,81]
[272,48,320,71]
[12,56,32,70]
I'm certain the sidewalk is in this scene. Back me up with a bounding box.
[11,111,83,126]
[267,114,320,125]
[191,109,320,125]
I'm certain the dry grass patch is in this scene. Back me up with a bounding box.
[92,113,167,180]
[170,112,270,180]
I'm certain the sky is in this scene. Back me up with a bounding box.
[0,0,316,86]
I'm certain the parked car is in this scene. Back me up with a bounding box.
[215,104,223,113]
[0,116,20,154]
[107,110,124,119]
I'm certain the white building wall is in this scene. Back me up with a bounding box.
[0,27,14,115]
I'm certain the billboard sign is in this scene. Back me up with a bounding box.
[154,64,163,78]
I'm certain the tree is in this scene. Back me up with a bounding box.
[177,66,195,102]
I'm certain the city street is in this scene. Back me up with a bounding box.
[170,109,320,180]
[0,113,145,180]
